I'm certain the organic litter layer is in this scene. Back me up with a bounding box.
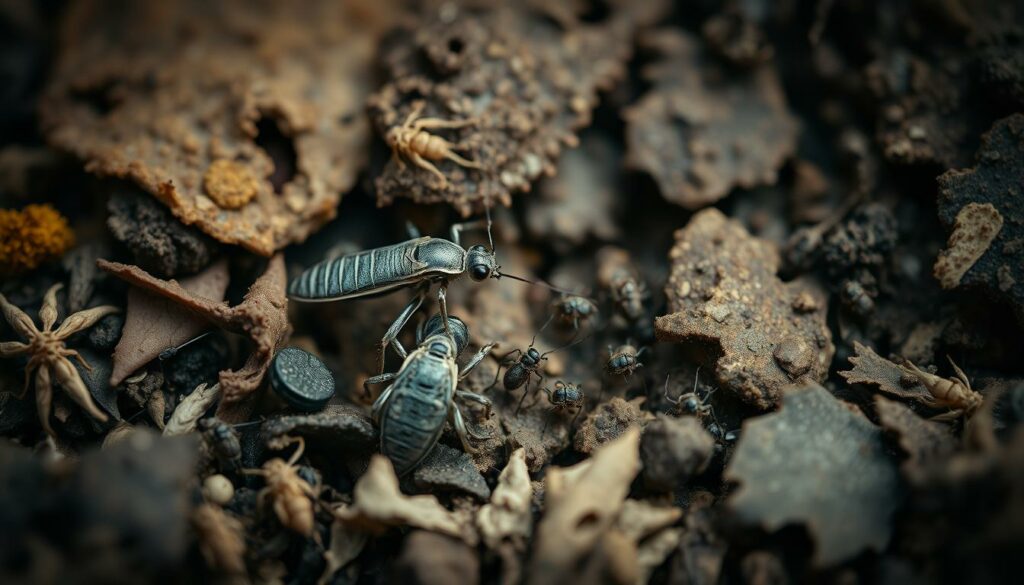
[369,0,665,215]
[623,30,799,210]
[40,0,397,256]
[725,384,902,567]
[935,113,1024,322]
[655,208,834,409]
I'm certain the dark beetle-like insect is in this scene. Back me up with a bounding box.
[597,247,648,323]
[363,314,495,476]
[290,215,558,372]
[550,295,598,330]
[543,381,585,413]
[664,370,714,419]
[606,343,644,377]
[199,417,242,475]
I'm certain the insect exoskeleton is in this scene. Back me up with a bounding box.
[902,357,983,419]
[385,100,482,187]
[364,314,495,476]
[244,437,318,538]
[597,246,649,323]
[198,417,242,474]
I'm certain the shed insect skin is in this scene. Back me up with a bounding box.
[244,436,318,538]
[363,314,496,476]
[385,100,482,188]
[902,357,982,420]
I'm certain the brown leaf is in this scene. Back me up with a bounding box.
[335,455,471,542]
[528,427,642,585]
[838,341,927,399]
[108,259,229,386]
[99,255,290,402]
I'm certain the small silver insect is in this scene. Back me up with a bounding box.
[289,215,554,373]
[363,314,495,476]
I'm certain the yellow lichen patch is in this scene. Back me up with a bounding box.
[0,204,75,275]
[933,202,1003,289]
[203,160,259,210]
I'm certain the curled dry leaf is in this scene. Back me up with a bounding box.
[655,209,834,409]
[42,0,400,256]
[616,500,684,585]
[725,384,902,567]
[164,383,220,437]
[319,518,368,585]
[335,455,470,542]
[99,255,291,403]
[109,259,229,386]
[476,447,531,585]
[528,427,642,585]
[477,448,532,551]
[624,30,798,209]
[839,341,928,400]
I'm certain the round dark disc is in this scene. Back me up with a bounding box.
[269,347,335,412]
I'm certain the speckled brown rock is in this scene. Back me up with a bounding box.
[624,30,798,210]
[369,1,666,215]
[936,114,1024,322]
[655,209,834,409]
[41,1,398,256]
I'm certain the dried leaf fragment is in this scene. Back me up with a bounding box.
[839,341,927,400]
[335,455,469,541]
[477,448,532,551]
[529,427,642,585]
[725,384,902,566]
[99,255,290,402]
[934,203,1003,289]
[110,259,229,386]
[319,519,368,585]
[624,30,798,209]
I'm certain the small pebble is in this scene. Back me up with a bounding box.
[270,347,336,412]
[202,474,235,506]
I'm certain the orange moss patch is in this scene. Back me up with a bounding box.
[203,159,260,210]
[0,204,75,275]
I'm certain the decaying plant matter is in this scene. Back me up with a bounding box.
[0,283,118,437]
[98,255,290,404]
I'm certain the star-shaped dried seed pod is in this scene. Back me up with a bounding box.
[0,283,119,437]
